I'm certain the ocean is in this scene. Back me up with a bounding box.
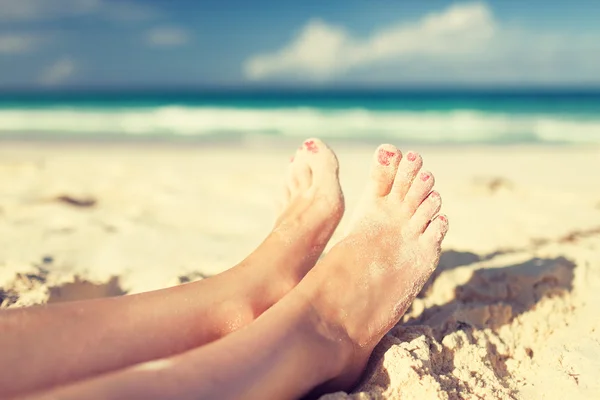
[1,89,600,144]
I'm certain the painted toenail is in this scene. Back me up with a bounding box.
[439,215,447,222]
[420,172,430,181]
[407,152,417,161]
[377,149,396,166]
[290,156,295,162]
[304,140,319,153]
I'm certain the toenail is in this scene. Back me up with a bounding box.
[377,149,396,166]
[290,156,295,162]
[439,215,447,223]
[407,152,417,161]
[420,172,430,181]
[304,140,318,153]
[431,191,439,198]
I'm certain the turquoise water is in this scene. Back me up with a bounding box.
[1,90,600,144]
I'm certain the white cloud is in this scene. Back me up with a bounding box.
[243,2,600,83]
[0,0,155,22]
[39,58,76,85]
[0,34,41,53]
[145,27,190,47]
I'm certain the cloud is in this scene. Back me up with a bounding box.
[0,34,41,53]
[0,0,155,22]
[243,2,600,84]
[145,27,190,47]
[39,58,76,85]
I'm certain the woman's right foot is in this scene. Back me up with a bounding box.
[296,145,449,393]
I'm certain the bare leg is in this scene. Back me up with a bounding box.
[0,139,344,398]
[20,290,344,400]
[23,146,448,400]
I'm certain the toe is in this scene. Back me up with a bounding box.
[422,214,449,245]
[392,151,423,200]
[410,191,442,234]
[293,161,312,192]
[276,186,291,214]
[368,145,402,197]
[301,138,323,155]
[302,138,339,185]
[402,170,435,214]
[287,162,301,196]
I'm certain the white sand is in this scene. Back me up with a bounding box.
[1,142,599,399]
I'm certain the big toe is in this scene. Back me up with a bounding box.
[367,144,402,197]
[299,138,340,188]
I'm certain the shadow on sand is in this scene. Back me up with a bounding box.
[351,252,576,396]
[47,276,126,304]
[0,260,127,307]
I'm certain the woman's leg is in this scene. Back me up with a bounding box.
[22,146,448,400]
[21,287,345,400]
[0,139,344,398]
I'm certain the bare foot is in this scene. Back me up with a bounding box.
[275,138,344,244]
[269,137,345,290]
[227,138,344,330]
[297,145,448,393]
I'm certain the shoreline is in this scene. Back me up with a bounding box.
[1,135,599,150]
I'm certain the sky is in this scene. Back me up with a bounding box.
[1,0,600,89]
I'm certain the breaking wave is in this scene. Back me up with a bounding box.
[1,106,600,144]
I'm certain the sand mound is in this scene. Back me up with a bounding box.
[323,241,600,400]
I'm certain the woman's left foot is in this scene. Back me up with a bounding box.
[217,138,344,332]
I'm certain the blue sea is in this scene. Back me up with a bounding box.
[1,89,600,144]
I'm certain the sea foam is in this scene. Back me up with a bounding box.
[0,106,599,144]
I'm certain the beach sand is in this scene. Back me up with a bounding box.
[1,141,599,399]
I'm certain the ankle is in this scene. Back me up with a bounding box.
[293,282,356,380]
